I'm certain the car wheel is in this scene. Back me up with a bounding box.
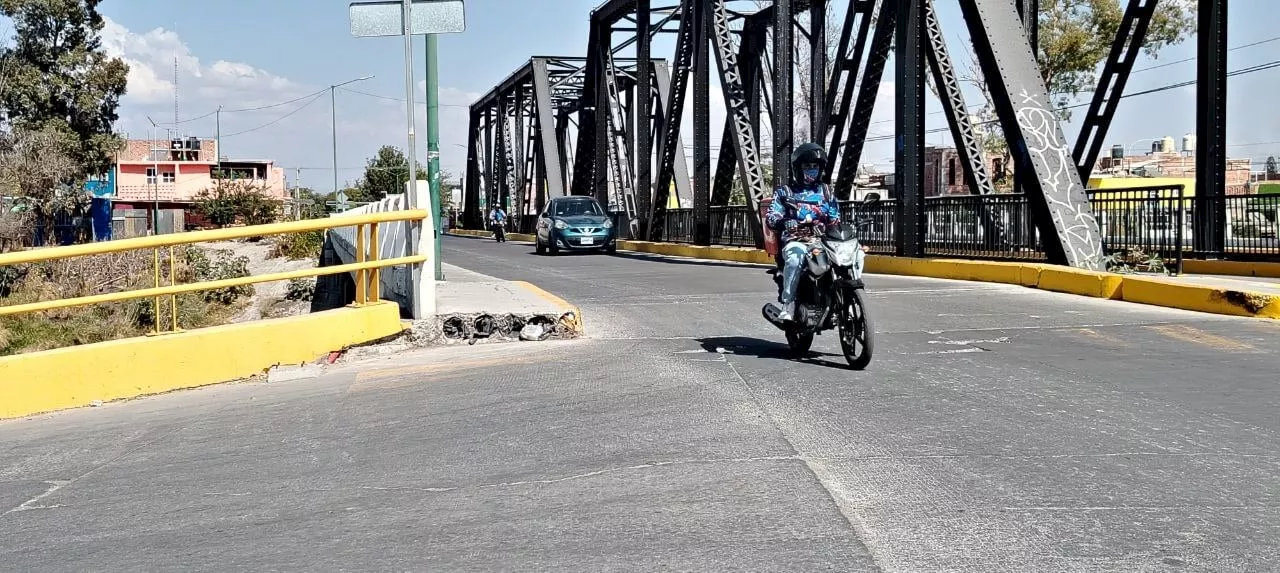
[535,238,545,255]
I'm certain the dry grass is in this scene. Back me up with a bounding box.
[0,246,253,355]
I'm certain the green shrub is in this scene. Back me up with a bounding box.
[271,230,324,260]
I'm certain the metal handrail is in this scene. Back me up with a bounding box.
[0,209,430,333]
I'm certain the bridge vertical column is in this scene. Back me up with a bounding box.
[772,0,793,188]
[483,107,494,212]
[594,24,612,206]
[1194,0,1227,257]
[691,0,712,246]
[809,0,827,141]
[895,0,926,257]
[463,110,483,229]
[635,0,653,237]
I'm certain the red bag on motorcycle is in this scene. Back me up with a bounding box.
[759,196,779,257]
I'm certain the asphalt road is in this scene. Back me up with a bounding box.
[3,234,1279,571]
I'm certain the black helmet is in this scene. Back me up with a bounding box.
[790,142,828,182]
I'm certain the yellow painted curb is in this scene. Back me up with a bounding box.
[1182,259,1280,279]
[0,302,406,420]
[510,280,585,335]
[1121,276,1280,319]
[604,239,1280,319]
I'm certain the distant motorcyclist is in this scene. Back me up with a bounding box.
[764,142,841,321]
[488,206,507,242]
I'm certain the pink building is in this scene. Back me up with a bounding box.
[113,138,287,203]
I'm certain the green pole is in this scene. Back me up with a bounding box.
[425,34,444,280]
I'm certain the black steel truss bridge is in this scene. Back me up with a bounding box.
[463,0,1233,270]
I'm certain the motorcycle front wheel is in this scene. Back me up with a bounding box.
[839,287,874,369]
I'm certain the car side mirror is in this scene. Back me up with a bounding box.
[861,192,882,206]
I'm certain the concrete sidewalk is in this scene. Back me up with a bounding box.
[425,263,583,344]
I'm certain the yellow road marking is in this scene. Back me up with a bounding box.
[1145,324,1256,352]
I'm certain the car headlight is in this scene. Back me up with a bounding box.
[830,241,861,266]
[554,219,568,229]
[601,219,613,229]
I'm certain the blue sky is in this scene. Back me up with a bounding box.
[91,0,1280,193]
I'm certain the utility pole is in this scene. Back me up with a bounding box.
[425,33,444,280]
[215,105,222,176]
[400,0,424,318]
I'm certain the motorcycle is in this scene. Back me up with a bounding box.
[761,192,880,369]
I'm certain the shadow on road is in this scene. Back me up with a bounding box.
[607,251,770,269]
[697,336,851,370]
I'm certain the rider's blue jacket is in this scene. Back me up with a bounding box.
[765,183,840,244]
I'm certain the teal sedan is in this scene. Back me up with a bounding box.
[534,196,617,255]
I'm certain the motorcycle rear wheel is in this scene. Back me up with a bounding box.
[839,287,874,370]
[785,328,814,358]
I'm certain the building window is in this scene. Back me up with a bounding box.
[146,167,157,185]
[947,157,956,186]
[162,171,176,184]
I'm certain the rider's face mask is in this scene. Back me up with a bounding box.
[801,163,820,183]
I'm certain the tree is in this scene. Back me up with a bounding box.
[0,0,130,177]
[358,145,427,200]
[193,179,282,228]
[1267,156,1278,178]
[0,126,87,240]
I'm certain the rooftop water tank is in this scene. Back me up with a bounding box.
[1182,134,1197,153]
[1111,144,1125,160]
[1162,136,1176,153]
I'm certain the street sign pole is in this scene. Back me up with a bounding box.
[426,33,444,281]
[350,0,465,318]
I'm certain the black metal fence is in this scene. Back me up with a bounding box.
[491,184,1280,263]
[633,185,1280,263]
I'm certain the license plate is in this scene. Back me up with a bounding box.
[579,237,594,245]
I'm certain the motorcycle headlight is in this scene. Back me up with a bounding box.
[554,219,568,229]
[601,219,613,229]
[830,241,861,266]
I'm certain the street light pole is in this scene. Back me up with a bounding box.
[329,75,375,198]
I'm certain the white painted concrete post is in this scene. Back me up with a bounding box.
[409,179,436,318]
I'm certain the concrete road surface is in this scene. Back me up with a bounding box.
[2,234,1278,572]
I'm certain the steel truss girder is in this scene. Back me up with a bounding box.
[956,0,1104,269]
[463,111,483,229]
[834,0,896,200]
[1072,0,1158,181]
[648,0,697,240]
[603,46,639,227]
[710,0,767,246]
[711,21,765,207]
[924,0,994,197]
[823,0,876,186]
[532,58,570,202]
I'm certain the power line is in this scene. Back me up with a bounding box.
[339,86,470,107]
[1131,34,1280,74]
[220,92,327,138]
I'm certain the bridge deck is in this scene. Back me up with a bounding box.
[2,234,1277,570]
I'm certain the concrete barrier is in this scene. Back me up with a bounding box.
[446,230,1278,320]
[329,184,435,317]
[0,302,406,420]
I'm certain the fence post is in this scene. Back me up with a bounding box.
[1175,186,1185,275]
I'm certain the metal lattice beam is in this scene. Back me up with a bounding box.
[648,0,696,240]
[834,0,896,199]
[710,0,767,246]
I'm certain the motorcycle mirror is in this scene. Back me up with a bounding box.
[862,192,882,206]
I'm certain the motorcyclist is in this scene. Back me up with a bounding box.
[764,142,841,321]
[488,206,507,242]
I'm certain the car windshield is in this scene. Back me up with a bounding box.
[554,200,604,217]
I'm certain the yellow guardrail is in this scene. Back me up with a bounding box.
[0,210,429,332]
